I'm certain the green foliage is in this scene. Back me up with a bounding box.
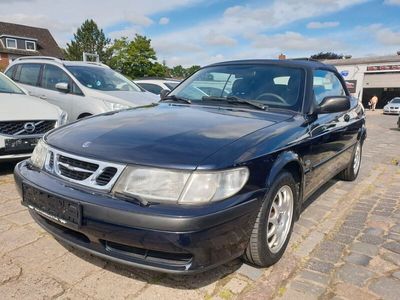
[64,19,111,62]
[108,35,159,78]
[310,52,344,60]
[65,20,202,79]
[170,65,201,78]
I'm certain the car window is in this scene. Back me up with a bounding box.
[391,98,400,104]
[18,63,41,86]
[164,82,179,90]
[313,70,346,105]
[137,83,163,95]
[170,64,304,111]
[4,65,16,79]
[66,65,142,92]
[42,64,70,90]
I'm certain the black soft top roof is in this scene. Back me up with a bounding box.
[206,59,337,71]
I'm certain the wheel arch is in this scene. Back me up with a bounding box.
[265,151,304,220]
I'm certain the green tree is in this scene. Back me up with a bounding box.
[186,65,201,76]
[310,52,344,60]
[65,19,111,62]
[109,34,158,78]
[170,65,186,78]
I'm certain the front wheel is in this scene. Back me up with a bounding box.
[243,171,297,267]
[338,141,362,181]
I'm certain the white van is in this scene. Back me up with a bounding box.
[5,57,158,122]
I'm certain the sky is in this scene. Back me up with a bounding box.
[1,0,400,67]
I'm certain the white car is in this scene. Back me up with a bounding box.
[383,97,400,115]
[0,72,66,161]
[5,57,158,122]
[134,79,180,95]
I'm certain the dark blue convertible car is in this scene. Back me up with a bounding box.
[15,59,366,273]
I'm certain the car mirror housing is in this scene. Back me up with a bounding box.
[160,89,170,100]
[55,82,69,93]
[317,96,351,114]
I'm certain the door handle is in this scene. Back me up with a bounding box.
[39,95,47,100]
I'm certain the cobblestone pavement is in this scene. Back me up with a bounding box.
[0,110,399,300]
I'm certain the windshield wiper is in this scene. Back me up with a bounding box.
[160,95,191,104]
[202,96,268,111]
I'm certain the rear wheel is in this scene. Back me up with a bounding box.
[243,171,297,267]
[338,141,362,181]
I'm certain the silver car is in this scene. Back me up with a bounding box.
[5,57,158,122]
[383,97,400,115]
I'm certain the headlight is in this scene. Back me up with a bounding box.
[104,101,130,111]
[30,139,48,169]
[55,111,68,127]
[113,166,249,205]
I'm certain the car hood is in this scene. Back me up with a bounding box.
[85,89,158,106]
[46,104,292,169]
[0,93,61,121]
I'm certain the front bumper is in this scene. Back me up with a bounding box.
[383,109,400,115]
[14,161,263,273]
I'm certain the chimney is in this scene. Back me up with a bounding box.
[278,53,286,60]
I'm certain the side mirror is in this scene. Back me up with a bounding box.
[160,89,170,100]
[55,82,69,93]
[317,96,351,114]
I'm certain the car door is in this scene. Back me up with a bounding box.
[38,64,84,121]
[304,69,356,197]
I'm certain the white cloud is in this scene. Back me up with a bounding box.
[365,24,400,46]
[159,17,170,25]
[124,13,153,27]
[307,21,340,29]
[0,0,201,46]
[153,0,365,66]
[252,31,341,51]
[384,0,400,5]
[204,32,237,46]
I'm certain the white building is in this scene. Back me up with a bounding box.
[324,55,400,108]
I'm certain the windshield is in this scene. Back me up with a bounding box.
[66,66,142,92]
[391,98,400,104]
[0,73,24,94]
[169,64,304,111]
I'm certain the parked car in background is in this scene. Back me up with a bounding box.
[134,78,180,95]
[15,59,366,273]
[0,72,66,161]
[383,97,400,115]
[5,57,158,122]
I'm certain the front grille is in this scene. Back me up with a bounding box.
[96,167,118,186]
[59,155,98,172]
[43,147,125,191]
[0,120,56,136]
[59,164,93,180]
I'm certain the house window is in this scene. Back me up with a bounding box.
[25,41,36,51]
[6,38,17,49]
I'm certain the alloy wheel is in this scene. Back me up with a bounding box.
[266,185,294,253]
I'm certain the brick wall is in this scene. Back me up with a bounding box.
[0,52,10,72]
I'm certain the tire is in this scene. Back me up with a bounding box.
[338,141,362,181]
[243,171,297,267]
